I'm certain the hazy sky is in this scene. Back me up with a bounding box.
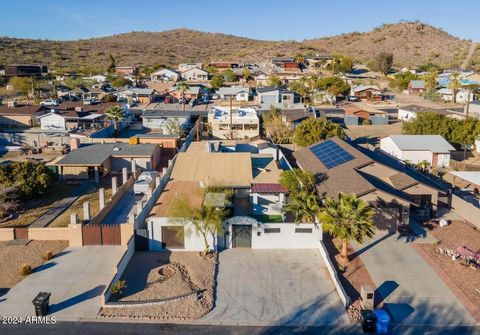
[1,0,478,41]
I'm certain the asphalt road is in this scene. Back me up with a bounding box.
[1,321,478,335]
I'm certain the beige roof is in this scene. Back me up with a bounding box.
[150,181,203,217]
[170,152,253,187]
[252,154,283,184]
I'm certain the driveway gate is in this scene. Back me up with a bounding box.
[232,225,252,248]
[82,224,121,245]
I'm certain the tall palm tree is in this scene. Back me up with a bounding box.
[283,191,319,223]
[448,71,461,103]
[104,106,124,137]
[177,81,190,112]
[318,193,376,263]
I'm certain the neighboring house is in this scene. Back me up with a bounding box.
[4,64,47,77]
[467,101,480,118]
[256,86,301,106]
[271,57,300,72]
[169,85,201,100]
[380,135,455,169]
[293,137,449,219]
[0,102,47,127]
[208,106,259,139]
[178,63,203,73]
[208,62,239,70]
[116,88,155,104]
[343,103,389,125]
[55,143,161,182]
[38,109,105,131]
[217,87,251,102]
[141,110,191,134]
[351,85,383,101]
[180,67,209,82]
[304,55,333,69]
[150,69,180,83]
[408,80,426,94]
[279,108,314,127]
[397,104,449,121]
[83,75,107,83]
[437,88,474,103]
[115,66,137,76]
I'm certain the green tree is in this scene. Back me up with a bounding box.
[209,75,225,90]
[448,71,461,103]
[222,69,238,82]
[8,76,31,95]
[242,68,252,81]
[107,54,116,74]
[424,67,439,92]
[110,77,132,88]
[279,168,315,194]
[417,62,443,73]
[329,55,353,74]
[369,52,394,76]
[104,106,124,137]
[267,74,281,87]
[0,161,55,200]
[316,76,351,96]
[293,118,346,147]
[176,81,190,112]
[284,191,319,223]
[169,196,225,254]
[262,107,293,143]
[318,193,376,263]
[294,53,305,65]
[288,75,318,102]
[164,119,185,136]
[389,72,418,91]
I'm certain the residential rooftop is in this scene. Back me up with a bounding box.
[387,135,455,153]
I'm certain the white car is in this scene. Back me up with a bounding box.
[133,171,160,195]
[40,99,59,107]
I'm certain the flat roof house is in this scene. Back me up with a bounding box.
[380,135,455,169]
[208,106,259,139]
[38,109,105,132]
[256,86,302,107]
[141,110,191,135]
[0,102,47,127]
[293,137,448,222]
[55,143,160,182]
[217,87,251,102]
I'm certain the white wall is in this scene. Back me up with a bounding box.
[225,222,322,249]
[380,137,446,167]
[379,137,403,159]
[148,218,215,252]
[40,114,66,130]
[398,108,417,121]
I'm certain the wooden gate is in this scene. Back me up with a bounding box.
[232,225,252,248]
[14,227,28,240]
[82,224,121,246]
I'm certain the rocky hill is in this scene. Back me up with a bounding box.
[0,22,472,72]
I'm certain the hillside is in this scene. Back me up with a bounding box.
[0,22,472,72]
[304,22,471,68]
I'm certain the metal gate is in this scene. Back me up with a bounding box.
[232,225,252,248]
[14,227,28,239]
[82,224,121,245]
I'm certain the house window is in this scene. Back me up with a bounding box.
[219,124,229,130]
[282,94,292,101]
[232,124,243,130]
[264,228,281,233]
[295,228,312,233]
[244,124,258,130]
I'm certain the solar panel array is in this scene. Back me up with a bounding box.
[309,140,354,169]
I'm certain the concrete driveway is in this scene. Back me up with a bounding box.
[352,229,477,325]
[201,249,348,326]
[102,186,141,225]
[0,246,125,320]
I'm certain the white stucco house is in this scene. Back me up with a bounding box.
[150,69,180,82]
[397,105,434,121]
[208,106,259,139]
[180,67,209,82]
[380,135,455,168]
[437,88,474,103]
[217,87,251,102]
[142,110,191,134]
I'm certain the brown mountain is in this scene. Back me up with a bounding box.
[0,22,472,72]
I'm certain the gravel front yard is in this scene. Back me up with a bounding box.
[417,219,480,318]
[0,240,68,295]
[99,251,216,321]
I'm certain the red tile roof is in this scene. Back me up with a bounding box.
[251,183,288,194]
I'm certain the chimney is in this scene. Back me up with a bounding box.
[70,138,80,150]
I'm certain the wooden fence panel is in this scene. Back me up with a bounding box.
[82,225,102,245]
[101,225,121,245]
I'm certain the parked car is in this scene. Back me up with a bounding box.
[40,99,59,107]
[133,171,160,195]
[347,96,360,102]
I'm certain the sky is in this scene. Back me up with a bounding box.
[1,0,479,42]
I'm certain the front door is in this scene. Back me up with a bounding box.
[232,224,252,248]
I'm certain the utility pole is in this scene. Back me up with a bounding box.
[229,95,234,140]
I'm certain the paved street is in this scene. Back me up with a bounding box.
[200,249,348,326]
[352,229,476,325]
[0,246,125,320]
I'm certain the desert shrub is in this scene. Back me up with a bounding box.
[110,280,127,299]
[42,251,53,261]
[19,264,32,276]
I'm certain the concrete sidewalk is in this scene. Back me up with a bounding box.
[0,246,125,320]
[352,229,477,325]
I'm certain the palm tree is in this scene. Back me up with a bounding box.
[318,193,376,263]
[176,81,190,112]
[424,67,438,92]
[283,191,319,223]
[104,106,124,137]
[448,71,461,103]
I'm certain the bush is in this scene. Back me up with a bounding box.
[19,264,32,276]
[42,251,53,261]
[432,240,442,246]
[362,119,372,125]
[110,279,127,299]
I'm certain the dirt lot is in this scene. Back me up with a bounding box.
[0,240,68,295]
[416,219,480,319]
[99,251,216,321]
[346,122,403,145]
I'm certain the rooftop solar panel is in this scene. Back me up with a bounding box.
[309,140,354,169]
